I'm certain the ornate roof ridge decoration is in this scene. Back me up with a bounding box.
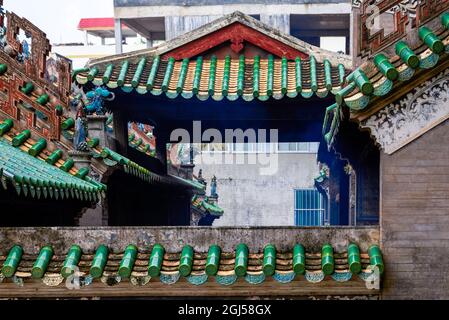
[67,115,156,158]
[0,7,72,106]
[60,114,201,190]
[191,194,224,216]
[57,114,158,186]
[128,122,156,157]
[323,12,449,149]
[0,243,383,288]
[75,54,350,101]
[355,0,449,58]
[85,11,352,69]
[89,141,160,184]
[0,56,71,141]
[85,137,204,191]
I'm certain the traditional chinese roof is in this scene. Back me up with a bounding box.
[191,195,224,216]
[169,175,206,191]
[87,136,203,190]
[323,12,449,147]
[0,114,189,195]
[0,138,103,201]
[73,11,352,101]
[59,116,161,185]
[74,55,350,101]
[0,226,382,297]
[58,115,203,191]
[91,116,156,157]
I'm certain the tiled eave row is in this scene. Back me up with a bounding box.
[74,55,349,101]
[127,123,156,157]
[89,138,204,191]
[0,242,383,288]
[323,12,449,147]
[60,117,203,191]
[0,138,103,202]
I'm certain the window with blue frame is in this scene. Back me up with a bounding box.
[294,189,328,226]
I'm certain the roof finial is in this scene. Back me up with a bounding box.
[210,175,218,198]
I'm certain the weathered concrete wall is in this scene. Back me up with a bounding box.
[114,2,352,19]
[115,0,349,6]
[165,14,291,40]
[260,14,290,34]
[165,15,221,40]
[0,226,379,254]
[380,119,449,300]
[78,204,106,226]
[195,153,320,226]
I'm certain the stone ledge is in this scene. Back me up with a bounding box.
[0,226,379,253]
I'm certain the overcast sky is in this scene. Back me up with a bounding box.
[5,0,114,44]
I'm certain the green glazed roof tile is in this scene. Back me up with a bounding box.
[0,242,383,284]
[0,140,101,200]
[75,55,349,101]
[323,14,449,149]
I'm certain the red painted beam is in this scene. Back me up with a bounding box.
[163,22,309,60]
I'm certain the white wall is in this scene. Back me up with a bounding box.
[53,43,148,69]
[195,152,320,227]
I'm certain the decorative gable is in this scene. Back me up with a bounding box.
[163,22,309,60]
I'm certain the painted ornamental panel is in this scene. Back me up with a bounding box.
[354,0,449,58]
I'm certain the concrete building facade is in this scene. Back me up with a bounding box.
[194,146,320,227]
[112,0,351,54]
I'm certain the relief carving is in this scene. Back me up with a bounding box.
[357,0,448,57]
[361,68,449,154]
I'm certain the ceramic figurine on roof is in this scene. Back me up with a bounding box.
[0,7,5,49]
[84,86,114,115]
[70,86,86,111]
[195,169,206,186]
[210,175,218,198]
[73,104,88,151]
[18,39,30,63]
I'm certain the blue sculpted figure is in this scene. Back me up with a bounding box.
[73,105,89,151]
[21,40,30,59]
[0,25,6,49]
[0,7,6,49]
[210,175,218,198]
[85,86,115,115]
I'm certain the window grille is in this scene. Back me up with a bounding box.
[294,189,327,226]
